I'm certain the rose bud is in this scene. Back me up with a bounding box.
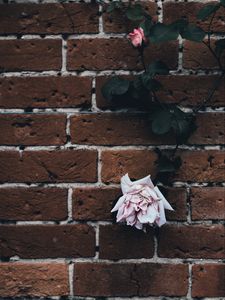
[128,27,146,47]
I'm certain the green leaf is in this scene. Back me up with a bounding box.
[221,0,225,7]
[101,77,130,101]
[140,15,152,36]
[126,4,144,21]
[147,61,169,76]
[157,155,176,173]
[181,24,205,42]
[197,4,220,20]
[141,75,162,91]
[215,39,225,56]
[152,110,172,135]
[149,23,179,43]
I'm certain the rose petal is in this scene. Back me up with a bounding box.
[111,195,126,212]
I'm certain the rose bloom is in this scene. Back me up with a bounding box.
[128,27,146,47]
[111,174,173,231]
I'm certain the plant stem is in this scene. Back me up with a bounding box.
[139,47,147,72]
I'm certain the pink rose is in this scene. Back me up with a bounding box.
[128,27,146,47]
[111,174,173,231]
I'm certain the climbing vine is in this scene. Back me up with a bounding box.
[100,0,225,184]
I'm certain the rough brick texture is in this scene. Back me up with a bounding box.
[0,76,92,108]
[0,40,62,71]
[0,0,224,299]
[74,263,188,296]
[0,224,95,258]
[0,263,69,297]
[0,188,67,221]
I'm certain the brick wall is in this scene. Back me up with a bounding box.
[0,0,224,299]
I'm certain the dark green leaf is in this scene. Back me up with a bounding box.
[181,24,205,42]
[197,4,220,20]
[101,77,130,101]
[147,61,169,76]
[141,75,162,91]
[221,0,225,7]
[152,110,172,135]
[140,15,152,36]
[157,155,176,173]
[171,19,188,32]
[126,4,144,21]
[149,23,179,43]
[215,39,225,56]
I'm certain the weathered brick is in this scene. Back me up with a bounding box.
[163,187,187,221]
[0,224,95,258]
[67,39,178,71]
[74,263,188,296]
[103,2,157,33]
[101,150,158,184]
[183,40,225,69]
[191,187,225,220]
[192,264,225,297]
[0,150,97,183]
[101,150,225,183]
[0,263,69,297]
[0,76,92,109]
[164,2,225,33]
[99,225,154,259]
[0,3,99,34]
[0,114,66,145]
[0,40,61,71]
[0,188,67,221]
[96,75,225,109]
[158,225,225,259]
[70,113,224,145]
[73,187,121,221]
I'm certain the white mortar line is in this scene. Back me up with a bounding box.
[67,188,73,221]
[69,262,74,297]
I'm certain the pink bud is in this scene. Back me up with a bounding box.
[128,27,146,47]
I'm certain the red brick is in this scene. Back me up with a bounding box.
[192,264,225,297]
[67,39,178,71]
[0,224,95,258]
[0,150,97,183]
[96,75,225,109]
[158,225,225,259]
[191,187,225,220]
[0,40,61,71]
[70,113,224,145]
[103,2,157,33]
[99,225,154,259]
[174,150,225,182]
[72,187,121,221]
[101,150,225,183]
[74,263,188,296]
[0,263,69,297]
[0,188,67,221]
[0,76,92,109]
[183,40,225,69]
[163,187,187,221]
[0,114,66,145]
[164,2,225,33]
[0,3,99,34]
[101,150,158,184]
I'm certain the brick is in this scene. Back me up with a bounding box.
[96,75,225,109]
[0,263,69,297]
[0,76,92,109]
[0,3,99,34]
[191,187,225,220]
[183,40,225,69]
[158,225,225,259]
[163,187,187,221]
[164,2,225,33]
[67,39,178,71]
[0,114,66,145]
[101,150,225,183]
[73,187,121,221]
[74,263,188,296]
[0,224,95,259]
[103,2,157,33]
[174,150,225,182]
[0,40,61,71]
[0,150,97,183]
[70,113,224,146]
[99,225,154,259]
[192,264,225,297]
[0,188,67,221]
[101,150,158,184]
